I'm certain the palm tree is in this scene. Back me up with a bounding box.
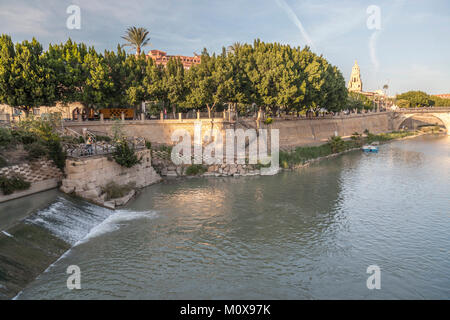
[227,42,243,54]
[121,27,150,56]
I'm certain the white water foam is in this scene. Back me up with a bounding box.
[10,197,159,300]
[26,196,158,246]
[75,209,158,245]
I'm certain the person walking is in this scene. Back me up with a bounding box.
[86,135,94,155]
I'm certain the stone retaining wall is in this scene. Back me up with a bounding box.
[63,113,391,148]
[0,159,63,203]
[61,149,161,208]
[152,150,269,177]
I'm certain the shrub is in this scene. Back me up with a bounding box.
[25,142,47,160]
[46,139,66,170]
[327,136,345,153]
[350,132,363,147]
[254,161,271,169]
[0,174,31,195]
[185,164,207,176]
[157,145,172,153]
[113,141,142,168]
[0,127,13,147]
[11,128,37,145]
[145,141,152,150]
[111,119,125,143]
[366,133,378,143]
[264,117,273,125]
[95,135,111,142]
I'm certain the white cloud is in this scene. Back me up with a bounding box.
[0,3,52,36]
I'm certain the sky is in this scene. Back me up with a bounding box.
[0,0,449,95]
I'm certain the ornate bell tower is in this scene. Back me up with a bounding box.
[348,60,362,92]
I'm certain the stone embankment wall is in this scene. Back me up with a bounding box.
[152,150,269,178]
[64,113,391,148]
[0,159,63,203]
[64,119,230,146]
[61,149,161,208]
[264,112,390,148]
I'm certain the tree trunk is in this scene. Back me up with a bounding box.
[206,104,211,119]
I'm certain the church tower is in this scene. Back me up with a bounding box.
[348,60,362,92]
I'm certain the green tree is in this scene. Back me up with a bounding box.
[0,35,15,108]
[396,91,434,108]
[44,39,88,105]
[82,50,113,109]
[0,37,56,115]
[347,91,373,111]
[186,50,218,117]
[163,57,188,117]
[124,52,148,109]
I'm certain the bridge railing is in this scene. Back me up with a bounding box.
[396,107,450,112]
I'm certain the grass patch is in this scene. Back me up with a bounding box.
[185,164,207,176]
[366,130,416,143]
[279,131,418,169]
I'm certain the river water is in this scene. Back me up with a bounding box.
[12,135,450,299]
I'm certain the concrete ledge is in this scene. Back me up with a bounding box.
[0,178,60,203]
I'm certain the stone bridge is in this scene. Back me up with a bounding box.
[391,107,450,134]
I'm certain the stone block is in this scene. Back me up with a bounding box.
[60,185,75,194]
[104,201,115,209]
[114,190,135,206]
[166,171,177,177]
[202,172,215,177]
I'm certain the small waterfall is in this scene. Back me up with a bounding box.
[25,196,158,246]
[26,196,113,246]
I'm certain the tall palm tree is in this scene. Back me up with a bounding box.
[121,26,150,56]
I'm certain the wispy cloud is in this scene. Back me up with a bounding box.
[274,0,315,49]
[369,31,380,72]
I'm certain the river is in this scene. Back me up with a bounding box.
[11,135,450,299]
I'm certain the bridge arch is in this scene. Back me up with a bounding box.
[394,112,449,134]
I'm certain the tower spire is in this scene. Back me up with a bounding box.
[348,60,362,92]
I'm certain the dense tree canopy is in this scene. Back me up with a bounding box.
[0,35,351,115]
[396,90,450,108]
[347,91,374,111]
[396,91,434,108]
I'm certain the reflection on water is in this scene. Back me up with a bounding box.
[16,135,450,299]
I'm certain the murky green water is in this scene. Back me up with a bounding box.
[12,135,450,299]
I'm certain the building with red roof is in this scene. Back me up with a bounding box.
[147,50,201,69]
